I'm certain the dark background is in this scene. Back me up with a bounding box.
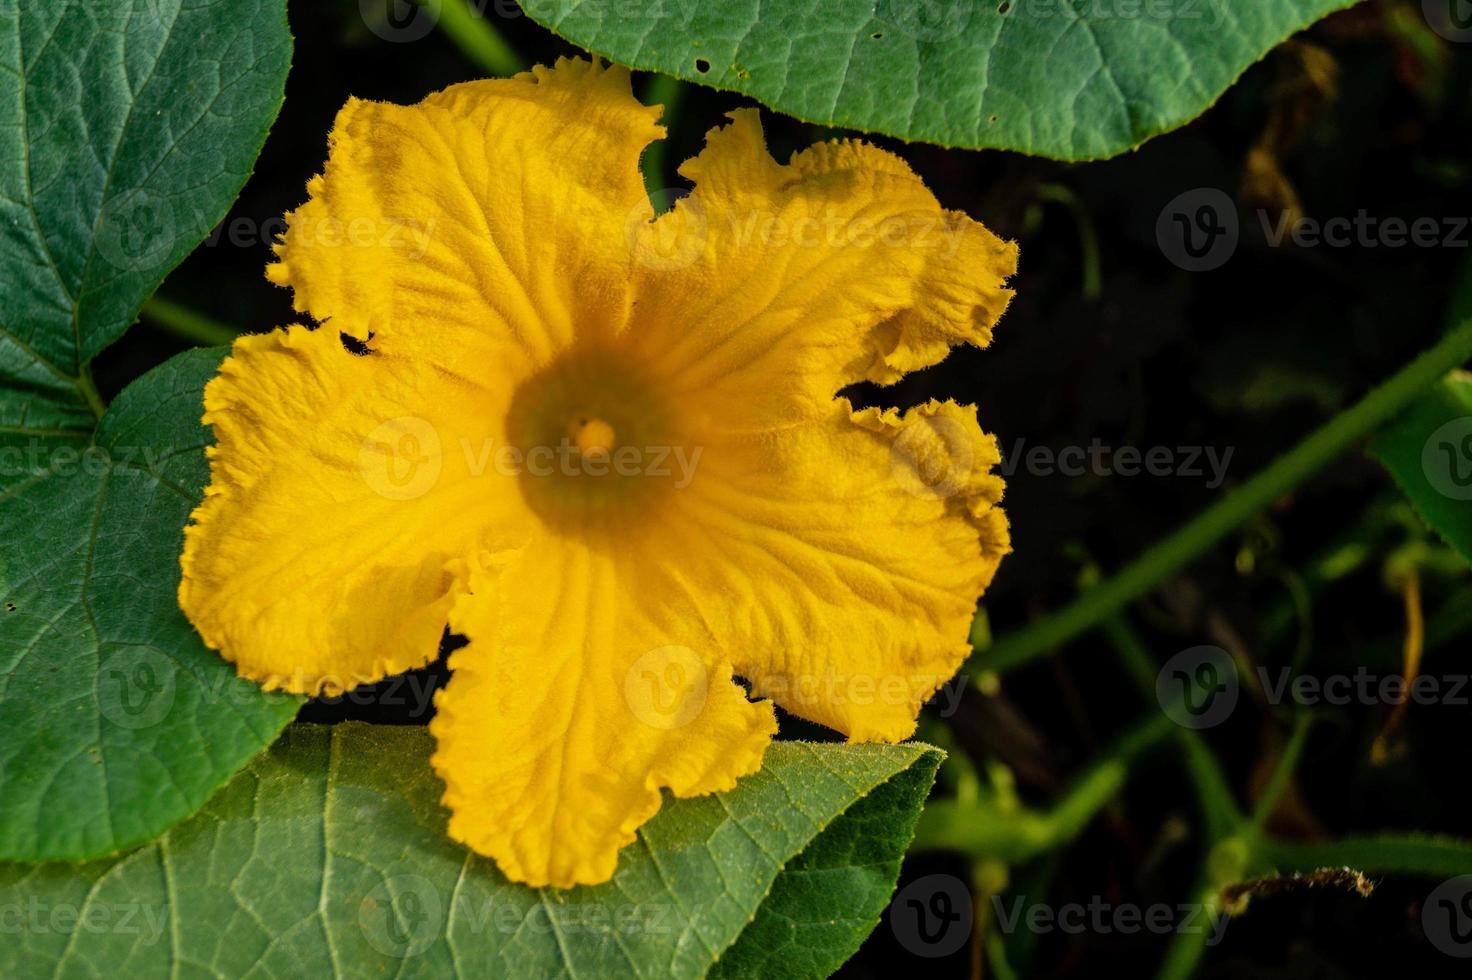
[93,1,1472,976]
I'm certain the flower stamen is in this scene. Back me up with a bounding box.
[570,415,616,459]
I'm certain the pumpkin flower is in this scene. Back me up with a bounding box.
[178,58,1017,888]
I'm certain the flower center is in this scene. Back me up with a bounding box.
[504,347,688,539]
[568,414,616,459]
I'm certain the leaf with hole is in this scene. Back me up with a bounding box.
[518,0,1360,159]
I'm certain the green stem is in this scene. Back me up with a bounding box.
[912,710,1175,861]
[1101,614,1242,839]
[75,363,107,420]
[1034,183,1102,301]
[1155,878,1226,980]
[641,73,685,197]
[1049,710,1172,834]
[974,319,1472,675]
[984,931,1021,980]
[141,296,238,347]
[1261,833,1472,877]
[431,0,525,77]
[1246,712,1312,836]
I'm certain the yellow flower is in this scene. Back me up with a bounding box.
[178,58,1017,888]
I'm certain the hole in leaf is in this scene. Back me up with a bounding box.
[694,57,711,74]
[871,31,883,39]
[4,601,15,613]
[339,331,375,356]
[998,0,1011,11]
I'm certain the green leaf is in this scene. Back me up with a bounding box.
[0,0,291,436]
[0,349,302,862]
[1369,371,1472,567]
[0,724,941,978]
[0,0,296,864]
[518,0,1358,159]
[709,750,940,979]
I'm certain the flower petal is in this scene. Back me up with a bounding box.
[627,111,1017,429]
[268,58,663,366]
[429,544,777,887]
[179,326,528,695]
[669,399,1009,742]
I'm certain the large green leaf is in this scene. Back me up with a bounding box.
[0,724,942,978]
[0,349,302,861]
[0,0,291,440]
[0,0,296,861]
[520,0,1358,159]
[708,750,940,978]
[1370,371,1472,568]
